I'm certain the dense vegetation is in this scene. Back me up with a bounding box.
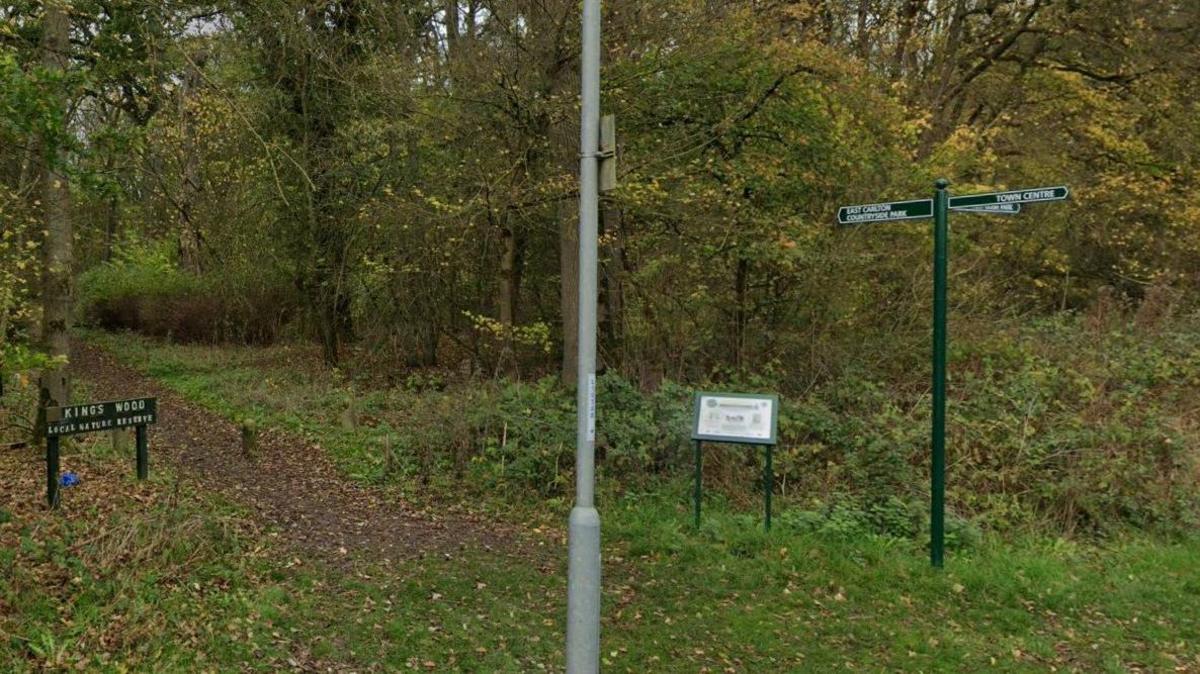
[3,2,1199,670]
[3,1,1197,368]
[4,381,1199,671]
[2,0,1199,528]
[83,301,1200,537]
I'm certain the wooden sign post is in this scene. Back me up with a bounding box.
[44,397,158,508]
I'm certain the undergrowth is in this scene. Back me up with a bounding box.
[76,239,292,345]
[2,333,1198,671]
[81,307,1200,538]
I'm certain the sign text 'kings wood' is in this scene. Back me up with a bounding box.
[46,397,157,438]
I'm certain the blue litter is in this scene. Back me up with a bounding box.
[60,472,80,488]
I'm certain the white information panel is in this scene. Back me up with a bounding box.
[692,393,778,445]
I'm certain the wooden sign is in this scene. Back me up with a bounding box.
[46,397,157,437]
[43,396,157,509]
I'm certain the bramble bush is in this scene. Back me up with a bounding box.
[83,305,1200,539]
[370,310,1200,537]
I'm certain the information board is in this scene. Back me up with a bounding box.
[691,393,777,445]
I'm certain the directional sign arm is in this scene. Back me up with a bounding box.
[949,185,1069,209]
[837,198,933,225]
[951,203,1022,215]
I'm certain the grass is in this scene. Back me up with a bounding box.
[226,502,1200,672]
[3,441,1198,671]
[2,331,1197,671]
[79,329,440,489]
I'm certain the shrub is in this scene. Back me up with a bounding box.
[78,240,293,345]
[376,373,695,497]
[440,313,1200,536]
[466,377,576,495]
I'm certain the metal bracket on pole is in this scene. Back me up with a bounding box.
[598,114,617,193]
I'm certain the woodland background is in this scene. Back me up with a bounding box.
[3,0,1200,534]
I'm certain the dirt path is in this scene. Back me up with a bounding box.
[70,341,523,565]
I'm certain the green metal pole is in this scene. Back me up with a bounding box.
[931,178,949,568]
[136,424,148,480]
[47,436,60,509]
[693,440,702,528]
[764,444,773,532]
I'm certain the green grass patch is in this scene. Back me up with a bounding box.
[23,330,1194,671]
[5,464,1199,672]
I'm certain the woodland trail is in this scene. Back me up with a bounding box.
[69,340,528,567]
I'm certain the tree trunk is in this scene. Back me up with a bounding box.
[104,194,118,262]
[855,0,871,61]
[421,321,438,367]
[733,257,749,370]
[498,226,524,326]
[892,0,920,79]
[600,200,624,355]
[445,0,459,54]
[177,51,208,274]
[920,0,971,154]
[560,199,579,386]
[317,291,344,367]
[37,2,73,435]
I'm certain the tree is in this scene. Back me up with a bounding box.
[37,0,73,428]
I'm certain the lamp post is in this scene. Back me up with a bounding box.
[565,0,602,671]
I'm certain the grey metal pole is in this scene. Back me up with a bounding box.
[566,0,602,670]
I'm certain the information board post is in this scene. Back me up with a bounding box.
[693,440,702,528]
[931,179,949,569]
[764,444,773,531]
[691,392,779,532]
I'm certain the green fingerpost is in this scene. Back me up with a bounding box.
[838,180,1068,567]
[931,178,949,568]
